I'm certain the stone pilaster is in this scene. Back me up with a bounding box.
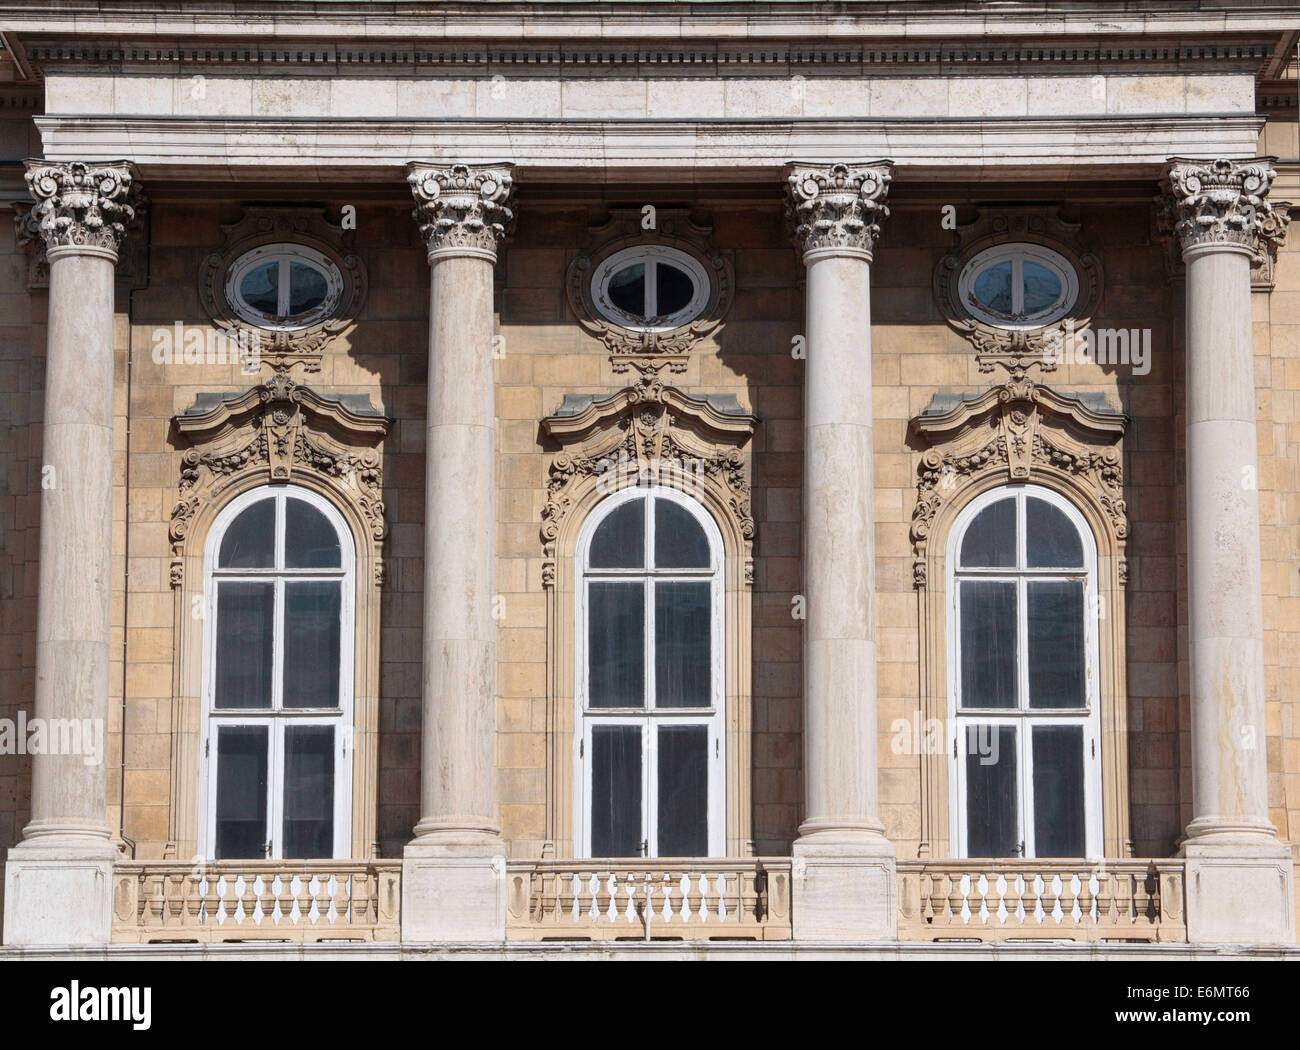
[3,160,138,946]
[785,162,896,941]
[1163,156,1295,945]
[401,163,514,942]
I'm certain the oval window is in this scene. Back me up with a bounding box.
[591,246,710,332]
[957,244,1078,329]
[225,243,344,331]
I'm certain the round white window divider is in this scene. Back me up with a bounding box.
[589,245,712,333]
[224,242,345,332]
[956,243,1079,331]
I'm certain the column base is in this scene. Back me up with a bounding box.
[401,837,506,943]
[1182,837,1295,945]
[791,830,897,942]
[3,839,118,946]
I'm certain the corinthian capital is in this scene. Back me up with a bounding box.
[23,159,139,259]
[786,161,893,258]
[1163,157,1287,259]
[407,162,515,260]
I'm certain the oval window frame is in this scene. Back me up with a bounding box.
[957,243,1079,331]
[224,242,345,332]
[590,245,712,333]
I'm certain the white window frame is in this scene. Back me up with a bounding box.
[945,485,1103,859]
[957,242,1079,330]
[590,245,712,333]
[224,242,344,332]
[574,485,725,858]
[197,485,355,860]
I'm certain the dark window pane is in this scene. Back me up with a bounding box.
[1032,726,1086,857]
[284,498,342,568]
[654,499,710,568]
[654,262,695,317]
[1028,580,1086,708]
[959,498,1016,568]
[959,580,1017,708]
[218,498,276,568]
[588,581,644,707]
[973,259,1013,315]
[239,262,279,316]
[283,581,342,708]
[966,725,1018,857]
[658,725,708,856]
[607,262,646,318]
[215,725,268,859]
[214,581,274,709]
[286,261,327,316]
[283,726,335,858]
[1022,260,1063,315]
[655,581,710,708]
[1026,497,1084,568]
[588,499,644,569]
[591,726,642,857]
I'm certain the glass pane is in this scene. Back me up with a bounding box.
[283,726,335,858]
[215,725,268,859]
[591,725,642,857]
[972,260,1013,315]
[654,499,710,569]
[283,581,342,708]
[607,262,646,318]
[657,725,708,856]
[654,262,695,317]
[286,261,328,316]
[959,498,1016,568]
[284,498,342,568]
[588,581,645,707]
[959,580,1017,708]
[965,725,1018,857]
[1032,725,1086,857]
[588,499,645,569]
[1028,580,1086,708]
[218,498,276,568]
[655,581,710,708]
[1026,497,1083,568]
[1022,260,1063,315]
[239,262,279,316]
[214,581,274,709]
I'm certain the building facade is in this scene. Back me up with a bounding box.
[1,0,1299,955]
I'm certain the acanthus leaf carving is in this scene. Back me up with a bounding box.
[785,161,893,257]
[407,162,515,259]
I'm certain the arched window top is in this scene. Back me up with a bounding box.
[581,486,722,574]
[212,487,351,574]
[954,486,1093,573]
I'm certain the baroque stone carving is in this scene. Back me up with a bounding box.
[168,375,391,586]
[1163,157,1285,256]
[933,208,1104,379]
[540,371,757,587]
[564,207,734,376]
[23,159,139,256]
[198,207,367,374]
[785,161,893,256]
[407,162,515,258]
[908,379,1128,588]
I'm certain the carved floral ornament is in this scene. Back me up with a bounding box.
[168,374,391,588]
[23,159,139,257]
[909,379,1128,589]
[406,162,516,259]
[540,373,757,587]
[785,161,893,257]
[933,208,1104,380]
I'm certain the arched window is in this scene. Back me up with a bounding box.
[199,486,354,859]
[575,486,724,858]
[948,485,1102,858]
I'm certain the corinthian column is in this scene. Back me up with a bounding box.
[3,161,138,946]
[785,162,896,941]
[1164,156,1295,945]
[401,162,514,942]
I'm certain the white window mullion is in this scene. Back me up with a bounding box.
[644,259,658,319]
[276,258,291,320]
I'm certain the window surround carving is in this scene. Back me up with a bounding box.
[163,376,390,860]
[538,380,756,858]
[908,378,1132,860]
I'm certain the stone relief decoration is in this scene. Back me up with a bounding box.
[785,161,893,257]
[933,208,1104,379]
[407,162,516,258]
[540,378,757,587]
[908,379,1128,588]
[198,207,367,373]
[168,374,391,587]
[564,207,734,376]
[1157,157,1291,291]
